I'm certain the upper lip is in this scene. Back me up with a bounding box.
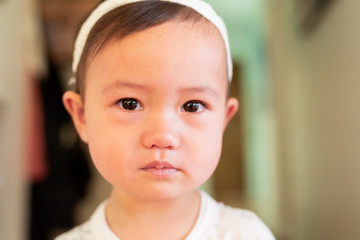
[141,161,177,169]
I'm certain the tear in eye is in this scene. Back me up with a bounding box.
[118,98,143,111]
[182,101,205,113]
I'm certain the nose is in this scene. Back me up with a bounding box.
[141,113,180,150]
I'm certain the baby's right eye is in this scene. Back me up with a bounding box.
[117,98,143,111]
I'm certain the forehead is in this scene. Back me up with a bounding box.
[85,20,228,98]
[88,17,225,64]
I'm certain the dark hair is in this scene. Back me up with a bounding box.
[75,0,208,96]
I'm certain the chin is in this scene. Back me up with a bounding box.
[133,185,197,202]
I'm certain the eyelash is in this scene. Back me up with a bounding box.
[116,98,207,113]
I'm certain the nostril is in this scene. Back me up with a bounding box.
[150,144,172,149]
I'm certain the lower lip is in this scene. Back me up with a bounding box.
[142,168,179,177]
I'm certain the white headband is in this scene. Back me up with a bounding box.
[70,0,233,86]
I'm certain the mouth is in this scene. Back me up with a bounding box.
[140,161,179,177]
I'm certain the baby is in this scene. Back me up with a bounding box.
[57,0,275,239]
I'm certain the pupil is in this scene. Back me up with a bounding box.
[123,99,137,110]
[185,102,199,112]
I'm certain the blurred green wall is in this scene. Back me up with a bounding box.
[205,0,279,230]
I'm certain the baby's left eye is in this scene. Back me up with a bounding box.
[181,101,206,113]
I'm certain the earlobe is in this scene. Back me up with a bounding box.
[62,91,88,143]
[223,97,239,131]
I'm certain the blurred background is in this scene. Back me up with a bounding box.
[1,0,360,239]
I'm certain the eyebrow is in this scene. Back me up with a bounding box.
[101,80,220,99]
[179,85,220,99]
[101,80,149,95]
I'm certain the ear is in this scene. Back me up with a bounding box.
[62,91,88,143]
[223,97,239,131]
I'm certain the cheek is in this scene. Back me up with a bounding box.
[186,118,224,177]
[87,132,118,180]
[188,139,222,187]
[87,134,138,186]
[84,111,134,182]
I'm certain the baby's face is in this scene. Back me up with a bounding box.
[80,21,238,200]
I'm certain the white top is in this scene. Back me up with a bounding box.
[55,191,275,240]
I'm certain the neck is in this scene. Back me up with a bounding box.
[106,189,201,240]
